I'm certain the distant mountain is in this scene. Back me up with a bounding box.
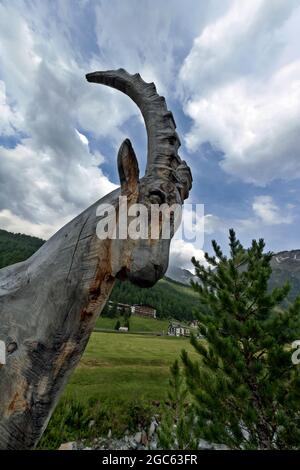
[270,250,300,302]
[167,250,300,302]
[0,228,299,314]
[166,266,198,286]
[0,229,198,322]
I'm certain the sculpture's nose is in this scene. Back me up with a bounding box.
[127,263,163,288]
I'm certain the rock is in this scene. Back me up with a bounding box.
[198,439,213,450]
[149,440,157,450]
[128,437,137,448]
[58,442,76,450]
[212,443,229,450]
[88,420,95,429]
[141,430,148,446]
[134,431,142,444]
[149,421,156,437]
[107,429,112,439]
[152,400,160,407]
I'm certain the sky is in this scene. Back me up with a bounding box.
[0,0,299,272]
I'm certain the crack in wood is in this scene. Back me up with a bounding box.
[66,215,90,281]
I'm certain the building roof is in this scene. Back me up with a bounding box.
[133,304,156,309]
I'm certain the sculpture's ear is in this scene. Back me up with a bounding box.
[117,138,139,194]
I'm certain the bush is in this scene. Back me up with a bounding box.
[161,230,300,450]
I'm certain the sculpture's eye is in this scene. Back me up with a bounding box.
[149,190,165,205]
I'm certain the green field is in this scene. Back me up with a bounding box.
[65,331,197,404]
[96,315,173,333]
[39,331,198,449]
[0,229,200,448]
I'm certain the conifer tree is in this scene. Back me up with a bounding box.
[124,317,130,331]
[181,230,300,449]
[158,360,197,450]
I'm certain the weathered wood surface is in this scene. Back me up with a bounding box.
[0,69,192,449]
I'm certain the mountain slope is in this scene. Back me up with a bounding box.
[166,265,198,285]
[0,229,44,269]
[0,229,299,318]
[0,229,198,321]
[108,277,199,321]
[270,250,300,302]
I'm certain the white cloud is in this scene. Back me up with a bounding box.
[0,0,298,269]
[179,0,300,185]
[0,81,24,136]
[93,0,209,95]
[75,129,89,146]
[169,239,207,271]
[200,195,295,245]
[0,139,117,237]
[0,209,64,240]
[0,2,122,238]
[0,0,213,252]
[252,195,294,225]
[203,214,224,235]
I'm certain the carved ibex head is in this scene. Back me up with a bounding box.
[0,69,192,450]
[86,69,192,287]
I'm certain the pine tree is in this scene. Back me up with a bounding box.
[185,230,300,449]
[174,230,300,449]
[158,360,197,450]
[124,317,130,331]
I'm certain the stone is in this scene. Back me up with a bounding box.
[214,444,229,450]
[149,421,156,437]
[134,432,142,444]
[149,440,158,450]
[141,430,148,446]
[58,442,76,451]
[129,440,138,449]
[198,439,213,450]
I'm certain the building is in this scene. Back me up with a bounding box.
[168,322,190,337]
[107,301,157,319]
[107,301,131,315]
[118,326,129,332]
[131,304,157,319]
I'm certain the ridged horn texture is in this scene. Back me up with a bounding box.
[86,68,184,177]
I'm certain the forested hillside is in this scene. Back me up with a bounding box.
[0,229,44,269]
[1,229,298,321]
[0,229,198,321]
[107,277,199,320]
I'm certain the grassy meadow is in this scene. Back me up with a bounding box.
[39,329,199,449]
[96,315,181,333]
[65,332,197,403]
[0,227,200,449]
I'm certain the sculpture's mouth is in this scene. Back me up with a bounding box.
[127,263,163,288]
[116,264,163,288]
[86,72,100,83]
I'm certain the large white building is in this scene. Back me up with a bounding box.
[168,322,190,337]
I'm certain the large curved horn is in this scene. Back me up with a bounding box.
[86,68,182,177]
